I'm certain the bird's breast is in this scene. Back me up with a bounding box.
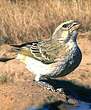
[49,45,82,77]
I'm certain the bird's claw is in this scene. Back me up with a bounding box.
[55,88,64,93]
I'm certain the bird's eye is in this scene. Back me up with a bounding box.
[62,24,68,28]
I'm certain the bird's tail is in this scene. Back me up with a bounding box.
[10,42,32,52]
[0,56,15,62]
[10,44,23,52]
[10,42,35,48]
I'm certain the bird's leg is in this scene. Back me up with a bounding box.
[34,75,64,93]
[34,75,55,91]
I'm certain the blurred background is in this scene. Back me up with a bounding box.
[0,0,91,43]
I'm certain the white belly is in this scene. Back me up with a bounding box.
[25,57,56,76]
[16,54,58,81]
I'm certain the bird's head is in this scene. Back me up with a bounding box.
[52,20,81,43]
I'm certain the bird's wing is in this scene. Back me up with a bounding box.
[39,40,67,63]
[11,40,67,64]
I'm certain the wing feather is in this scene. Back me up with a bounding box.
[11,40,66,64]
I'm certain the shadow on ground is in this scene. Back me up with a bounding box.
[44,78,91,103]
[27,79,91,110]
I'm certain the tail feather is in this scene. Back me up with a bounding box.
[0,57,15,62]
[10,41,38,48]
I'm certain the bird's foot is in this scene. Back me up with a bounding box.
[55,88,64,93]
[34,80,55,92]
[34,80,64,93]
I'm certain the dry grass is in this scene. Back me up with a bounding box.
[0,0,91,44]
[0,73,13,84]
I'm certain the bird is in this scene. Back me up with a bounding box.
[11,20,82,91]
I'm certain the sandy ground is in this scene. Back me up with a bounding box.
[0,33,91,110]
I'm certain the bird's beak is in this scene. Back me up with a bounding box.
[69,21,81,33]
